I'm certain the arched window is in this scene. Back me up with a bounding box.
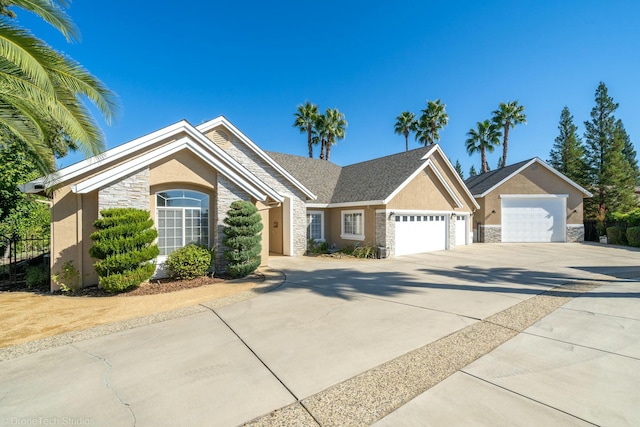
[156,190,209,256]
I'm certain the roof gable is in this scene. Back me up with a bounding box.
[24,120,285,202]
[465,158,593,198]
[197,116,316,200]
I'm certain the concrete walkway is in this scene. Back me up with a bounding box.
[0,243,638,426]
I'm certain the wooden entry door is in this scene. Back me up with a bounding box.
[269,204,283,254]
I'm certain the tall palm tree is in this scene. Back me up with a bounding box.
[415,99,448,146]
[313,113,327,160]
[492,101,526,168]
[292,101,318,158]
[465,120,502,173]
[394,111,416,151]
[322,108,347,161]
[0,0,119,173]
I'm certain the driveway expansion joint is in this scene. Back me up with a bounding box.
[244,280,605,426]
[459,371,600,427]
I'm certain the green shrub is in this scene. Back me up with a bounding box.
[165,244,212,280]
[353,245,376,258]
[340,244,355,255]
[90,208,159,293]
[606,226,627,245]
[222,201,263,279]
[51,260,80,293]
[25,266,48,290]
[307,239,328,254]
[626,226,640,247]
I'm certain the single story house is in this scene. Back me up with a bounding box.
[464,158,592,243]
[268,145,478,257]
[23,117,478,291]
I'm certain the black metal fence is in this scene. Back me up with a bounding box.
[0,234,50,291]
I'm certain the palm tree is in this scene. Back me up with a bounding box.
[492,101,526,168]
[322,108,347,161]
[0,0,119,173]
[293,101,318,158]
[313,113,327,160]
[394,111,416,152]
[465,120,502,173]
[415,99,448,146]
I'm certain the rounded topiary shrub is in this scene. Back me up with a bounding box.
[165,244,212,280]
[89,208,159,293]
[606,226,627,246]
[222,200,263,279]
[626,226,640,247]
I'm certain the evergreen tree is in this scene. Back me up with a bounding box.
[0,140,49,238]
[90,208,159,293]
[616,119,640,185]
[469,165,478,177]
[454,159,464,179]
[549,106,587,186]
[583,82,636,217]
[222,200,263,278]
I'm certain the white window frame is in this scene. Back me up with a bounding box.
[307,210,325,242]
[156,190,209,257]
[341,209,365,241]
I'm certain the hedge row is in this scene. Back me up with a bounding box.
[606,225,640,248]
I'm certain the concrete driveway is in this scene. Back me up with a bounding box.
[1,243,639,426]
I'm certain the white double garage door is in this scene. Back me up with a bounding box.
[501,195,567,242]
[394,213,468,256]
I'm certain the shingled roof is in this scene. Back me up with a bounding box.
[267,145,434,204]
[266,152,342,204]
[464,157,592,197]
[464,159,532,196]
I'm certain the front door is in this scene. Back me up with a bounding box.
[269,204,283,254]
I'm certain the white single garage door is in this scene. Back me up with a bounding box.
[501,196,566,242]
[455,215,467,245]
[395,214,446,256]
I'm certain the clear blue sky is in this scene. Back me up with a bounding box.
[18,1,640,176]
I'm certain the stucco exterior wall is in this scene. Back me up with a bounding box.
[387,153,475,214]
[149,150,217,190]
[323,205,383,250]
[50,187,99,289]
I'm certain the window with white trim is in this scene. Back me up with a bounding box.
[307,211,325,241]
[156,190,209,256]
[341,209,364,240]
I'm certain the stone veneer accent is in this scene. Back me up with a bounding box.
[567,224,585,242]
[448,215,456,248]
[481,225,502,243]
[375,210,395,257]
[220,131,308,256]
[98,168,150,211]
[290,198,307,256]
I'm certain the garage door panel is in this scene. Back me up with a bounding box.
[395,215,446,256]
[502,198,565,242]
